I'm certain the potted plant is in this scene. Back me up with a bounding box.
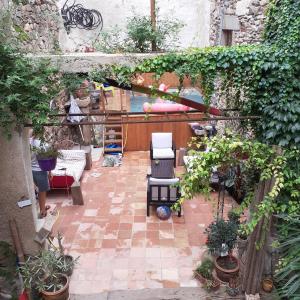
[56,232,79,276]
[205,218,239,282]
[35,146,62,171]
[228,210,248,258]
[226,276,240,296]
[194,258,220,291]
[19,250,72,300]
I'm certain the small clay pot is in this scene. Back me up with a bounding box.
[262,278,273,293]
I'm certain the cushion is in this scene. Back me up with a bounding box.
[149,177,179,185]
[152,133,172,149]
[153,148,174,159]
[59,150,86,161]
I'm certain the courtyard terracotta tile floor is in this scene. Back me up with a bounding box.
[49,151,234,294]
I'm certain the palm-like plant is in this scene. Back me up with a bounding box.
[275,216,300,299]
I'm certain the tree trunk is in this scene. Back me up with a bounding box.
[242,178,275,296]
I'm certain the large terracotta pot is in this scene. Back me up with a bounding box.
[215,255,239,283]
[41,274,69,300]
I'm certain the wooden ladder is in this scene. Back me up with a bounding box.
[103,114,123,155]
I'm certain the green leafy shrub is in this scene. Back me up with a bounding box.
[195,259,214,279]
[19,251,76,292]
[0,40,60,137]
[205,218,239,255]
[34,146,62,160]
[94,11,184,53]
[275,215,300,299]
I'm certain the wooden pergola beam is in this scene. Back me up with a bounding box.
[24,115,260,127]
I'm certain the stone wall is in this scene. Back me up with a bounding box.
[4,0,61,53]
[210,0,269,46]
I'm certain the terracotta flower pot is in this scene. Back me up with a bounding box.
[262,278,273,293]
[214,255,239,283]
[41,274,69,300]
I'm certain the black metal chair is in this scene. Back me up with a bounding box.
[147,177,181,217]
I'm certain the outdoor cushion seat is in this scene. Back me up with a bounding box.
[152,148,175,159]
[150,132,176,167]
[147,177,181,217]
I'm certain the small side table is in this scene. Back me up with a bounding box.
[151,159,174,179]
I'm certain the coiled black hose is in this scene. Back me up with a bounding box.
[61,0,103,34]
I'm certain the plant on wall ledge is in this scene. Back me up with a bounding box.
[94,11,184,53]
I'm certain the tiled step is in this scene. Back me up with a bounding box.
[104,132,122,136]
[104,147,122,152]
[104,139,122,144]
[104,124,122,128]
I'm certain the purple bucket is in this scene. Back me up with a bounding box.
[37,157,57,171]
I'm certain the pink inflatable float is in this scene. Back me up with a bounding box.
[143,83,191,113]
[143,102,191,112]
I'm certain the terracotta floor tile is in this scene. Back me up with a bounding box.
[159,223,173,230]
[120,215,134,223]
[162,268,179,281]
[134,216,147,223]
[118,230,132,239]
[145,280,163,288]
[147,222,160,230]
[102,239,118,248]
[83,209,98,217]
[131,238,147,248]
[128,269,146,281]
[146,258,161,269]
[145,269,162,281]
[146,248,161,258]
[128,258,146,269]
[113,269,129,280]
[161,247,177,258]
[110,279,128,290]
[132,231,146,239]
[130,247,146,258]
[53,151,237,293]
[160,239,175,247]
[119,223,133,230]
[159,230,174,239]
[132,223,147,232]
[162,280,180,288]
[146,238,160,248]
[128,280,145,289]
[146,231,159,239]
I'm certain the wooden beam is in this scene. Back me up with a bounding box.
[150,0,156,51]
[24,115,261,127]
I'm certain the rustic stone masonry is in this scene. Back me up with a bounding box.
[210,0,269,46]
[11,0,60,53]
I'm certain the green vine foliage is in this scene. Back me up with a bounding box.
[0,40,60,137]
[175,133,299,235]
[93,0,300,148]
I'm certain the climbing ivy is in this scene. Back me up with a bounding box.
[92,0,300,148]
